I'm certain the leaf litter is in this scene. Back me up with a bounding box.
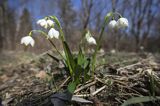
[0,52,160,106]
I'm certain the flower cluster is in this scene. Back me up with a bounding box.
[21,18,60,47]
[108,17,129,30]
[37,19,54,29]
[20,13,129,94]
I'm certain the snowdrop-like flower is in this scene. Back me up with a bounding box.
[108,20,117,29]
[110,49,116,54]
[48,28,59,39]
[87,37,97,45]
[21,36,35,47]
[46,19,54,27]
[85,31,96,45]
[37,19,48,29]
[116,17,129,28]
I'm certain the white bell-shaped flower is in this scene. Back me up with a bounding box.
[108,20,117,29]
[46,19,54,27]
[87,37,97,45]
[85,31,96,45]
[37,19,48,29]
[48,28,59,39]
[21,36,35,47]
[116,17,129,28]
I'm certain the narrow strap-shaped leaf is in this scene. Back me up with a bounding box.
[49,16,65,41]
[77,47,84,66]
[49,16,61,29]
[63,41,75,74]
[121,96,160,106]
[47,53,59,63]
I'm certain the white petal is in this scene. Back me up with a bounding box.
[20,36,35,47]
[37,19,48,29]
[117,17,129,28]
[108,20,117,29]
[47,20,54,26]
[37,19,45,24]
[30,38,35,47]
[36,19,42,24]
[87,37,96,45]
[48,28,59,39]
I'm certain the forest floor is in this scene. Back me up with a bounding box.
[0,51,160,106]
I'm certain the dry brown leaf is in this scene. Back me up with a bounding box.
[35,71,47,79]
[0,74,9,82]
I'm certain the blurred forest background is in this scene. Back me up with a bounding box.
[0,0,160,53]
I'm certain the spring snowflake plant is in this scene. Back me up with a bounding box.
[21,12,128,94]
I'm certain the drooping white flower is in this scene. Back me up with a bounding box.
[37,19,48,29]
[87,37,97,45]
[116,17,129,28]
[46,19,54,27]
[110,49,116,54]
[85,31,96,45]
[108,20,117,29]
[21,36,35,47]
[140,46,144,50]
[48,28,59,39]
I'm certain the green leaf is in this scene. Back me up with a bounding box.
[77,48,85,66]
[84,59,90,69]
[50,16,61,29]
[67,81,77,94]
[63,41,75,74]
[83,73,90,82]
[47,53,59,63]
[121,96,160,106]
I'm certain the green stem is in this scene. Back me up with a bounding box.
[48,39,65,60]
[49,16,74,77]
[29,30,65,60]
[113,12,122,18]
[91,13,112,75]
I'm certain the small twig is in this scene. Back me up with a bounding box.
[117,62,141,71]
[73,94,90,97]
[91,85,106,96]
[95,76,105,84]
[117,59,148,71]
[59,77,70,88]
[113,79,128,86]
[74,80,96,93]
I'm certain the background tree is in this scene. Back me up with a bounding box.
[0,0,17,51]
[17,8,32,50]
[57,0,76,39]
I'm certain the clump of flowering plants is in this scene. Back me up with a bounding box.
[21,12,128,94]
